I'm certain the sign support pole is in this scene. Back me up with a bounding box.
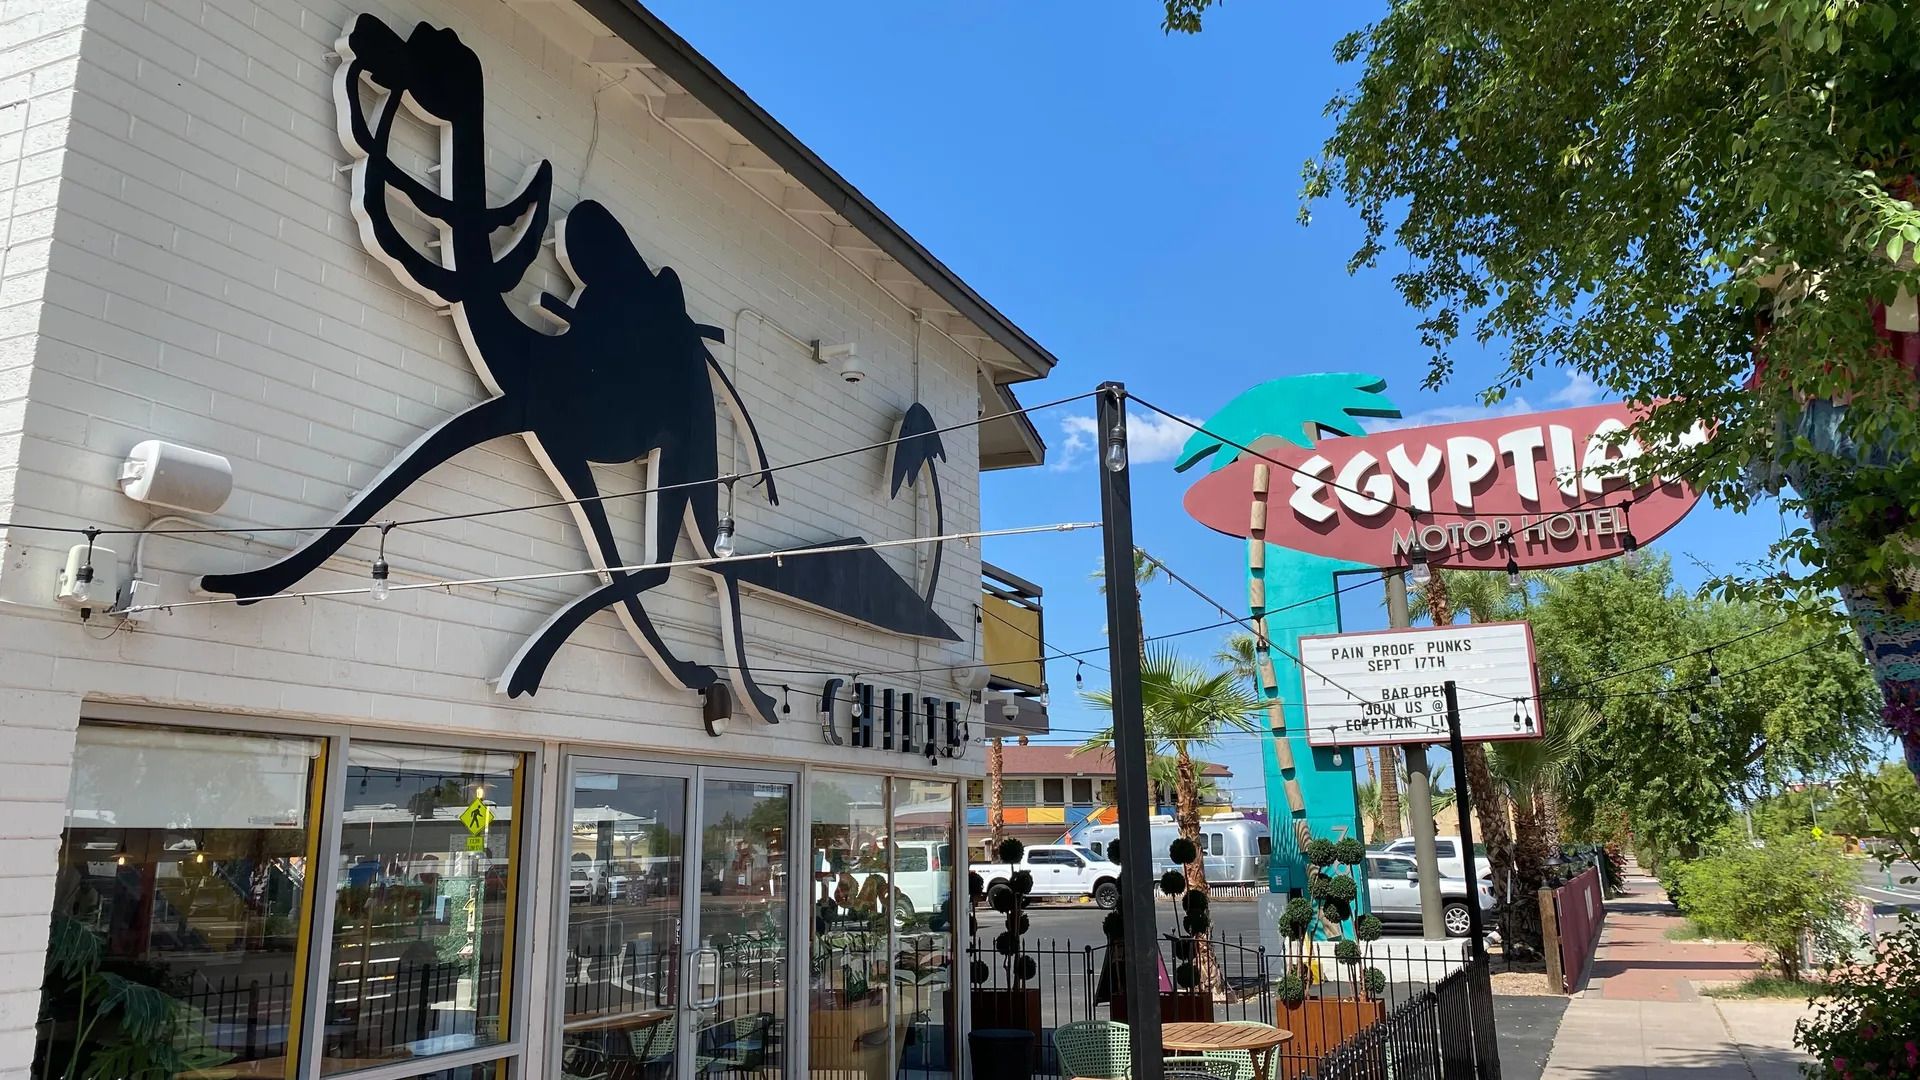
[1444,678,1503,1080]
[1388,572,1446,939]
[1095,382,1163,1080]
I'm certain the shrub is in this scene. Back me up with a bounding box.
[1355,914,1384,942]
[1184,911,1211,935]
[1174,961,1200,988]
[1275,972,1306,1006]
[1334,939,1361,965]
[996,838,1025,864]
[1795,920,1920,1079]
[1363,966,1388,996]
[1305,838,1338,868]
[1160,870,1188,897]
[1326,874,1358,902]
[1282,897,1315,938]
[1169,837,1199,865]
[1334,836,1367,865]
[1675,832,1854,980]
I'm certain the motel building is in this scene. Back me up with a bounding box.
[0,2,1063,1078]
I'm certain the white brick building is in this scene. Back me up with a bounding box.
[0,1,1058,1077]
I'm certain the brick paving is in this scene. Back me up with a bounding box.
[1584,875,1766,1001]
[1539,873,1816,1079]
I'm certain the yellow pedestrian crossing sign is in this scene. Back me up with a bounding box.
[459,797,494,835]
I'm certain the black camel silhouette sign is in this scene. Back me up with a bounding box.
[199,14,958,729]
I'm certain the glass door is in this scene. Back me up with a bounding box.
[557,761,793,1080]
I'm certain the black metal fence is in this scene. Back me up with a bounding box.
[965,932,1497,1080]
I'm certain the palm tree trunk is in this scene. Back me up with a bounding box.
[1508,788,1548,954]
[1422,577,1519,923]
[1246,468,1314,853]
[988,738,1006,854]
[1378,748,1403,840]
[1175,745,1224,996]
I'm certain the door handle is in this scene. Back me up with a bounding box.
[689,946,720,1009]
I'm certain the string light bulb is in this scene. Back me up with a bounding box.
[714,480,738,558]
[1708,657,1722,688]
[1506,554,1522,592]
[781,685,792,716]
[1513,700,1524,731]
[370,522,392,602]
[1103,420,1128,473]
[1408,540,1433,584]
[1075,661,1085,688]
[72,527,101,611]
[1688,699,1702,723]
[1620,504,1639,554]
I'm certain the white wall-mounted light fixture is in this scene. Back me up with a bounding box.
[812,340,864,384]
[56,536,119,620]
[119,440,233,514]
[951,662,992,693]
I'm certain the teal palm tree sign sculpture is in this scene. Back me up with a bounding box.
[1175,373,1400,935]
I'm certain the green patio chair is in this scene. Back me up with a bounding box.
[1163,1058,1251,1080]
[1164,1053,1254,1080]
[1053,1019,1133,1080]
[561,1044,611,1080]
[630,1016,678,1064]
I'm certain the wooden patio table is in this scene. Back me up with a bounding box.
[1159,1021,1294,1080]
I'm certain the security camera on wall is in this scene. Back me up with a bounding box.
[813,341,864,384]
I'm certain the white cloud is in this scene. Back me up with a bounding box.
[1548,370,1605,407]
[1051,409,1202,471]
[1360,371,1607,433]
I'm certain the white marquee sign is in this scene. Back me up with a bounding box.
[1299,621,1543,747]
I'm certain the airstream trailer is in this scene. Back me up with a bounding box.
[1076,813,1270,886]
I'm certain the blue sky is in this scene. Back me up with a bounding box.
[649,0,1786,801]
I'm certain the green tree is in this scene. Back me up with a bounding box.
[1532,556,1880,861]
[1081,645,1261,987]
[1489,709,1598,952]
[1297,0,1920,767]
[1830,761,1920,868]
[1676,831,1855,980]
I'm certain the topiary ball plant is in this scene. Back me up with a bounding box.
[1305,838,1338,868]
[1183,910,1211,936]
[1334,939,1361,965]
[1282,897,1315,938]
[970,958,990,985]
[1174,961,1200,989]
[1276,971,1307,1006]
[1363,966,1388,997]
[1334,836,1367,866]
[1327,874,1358,902]
[1355,914,1384,943]
[1159,869,1188,897]
[996,838,1026,864]
[1182,891,1208,918]
[1168,837,1199,865]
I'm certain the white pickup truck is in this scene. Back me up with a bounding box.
[976,844,1122,909]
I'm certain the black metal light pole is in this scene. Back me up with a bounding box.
[1096,382,1164,1080]
[1443,679,1502,1080]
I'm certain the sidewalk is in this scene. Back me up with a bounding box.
[1540,874,1816,1080]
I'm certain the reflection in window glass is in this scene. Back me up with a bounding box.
[561,771,685,1079]
[808,775,890,1078]
[38,723,322,1080]
[893,779,955,1080]
[1070,778,1094,805]
[322,744,521,1074]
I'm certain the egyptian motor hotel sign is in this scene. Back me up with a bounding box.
[1182,403,1707,570]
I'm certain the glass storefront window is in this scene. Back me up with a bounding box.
[891,780,955,1080]
[560,770,687,1079]
[807,774,891,1077]
[322,743,522,1074]
[38,722,324,1080]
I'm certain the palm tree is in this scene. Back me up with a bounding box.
[1488,709,1596,953]
[987,737,1006,854]
[1412,569,1520,927]
[1080,644,1261,991]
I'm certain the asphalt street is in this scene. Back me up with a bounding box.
[1858,858,1920,926]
